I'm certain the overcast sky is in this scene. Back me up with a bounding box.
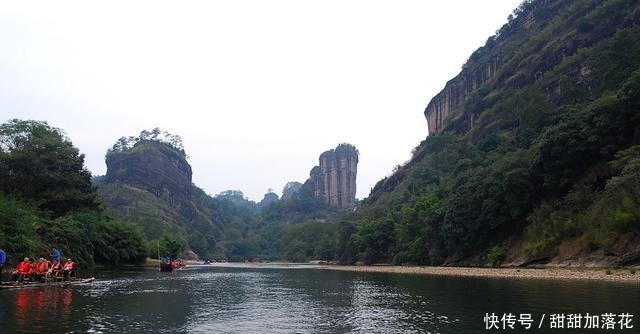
[1,0,522,201]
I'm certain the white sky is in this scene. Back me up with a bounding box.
[0,0,522,201]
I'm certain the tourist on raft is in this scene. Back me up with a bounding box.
[48,259,63,279]
[51,247,61,264]
[29,258,37,281]
[11,257,32,282]
[31,258,50,282]
[62,258,75,280]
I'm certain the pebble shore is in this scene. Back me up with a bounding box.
[321,265,640,282]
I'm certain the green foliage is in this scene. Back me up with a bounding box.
[282,221,337,262]
[0,194,39,264]
[338,1,640,266]
[629,267,637,275]
[605,268,613,275]
[35,214,95,268]
[524,202,578,256]
[0,120,150,268]
[91,219,147,265]
[281,181,303,200]
[487,245,507,267]
[158,234,185,259]
[351,214,396,265]
[0,119,97,216]
[106,127,185,157]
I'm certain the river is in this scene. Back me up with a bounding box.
[0,263,637,333]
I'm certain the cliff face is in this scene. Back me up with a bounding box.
[100,139,230,259]
[424,56,501,134]
[309,144,358,210]
[105,141,194,215]
[423,0,631,135]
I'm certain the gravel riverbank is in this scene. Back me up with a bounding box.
[321,265,640,282]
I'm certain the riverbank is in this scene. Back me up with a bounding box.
[321,265,640,282]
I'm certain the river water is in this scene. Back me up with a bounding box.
[0,263,637,333]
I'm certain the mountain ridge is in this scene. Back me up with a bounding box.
[338,0,640,267]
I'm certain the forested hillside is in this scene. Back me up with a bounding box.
[0,120,148,267]
[336,0,640,267]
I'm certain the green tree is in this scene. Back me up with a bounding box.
[0,194,40,264]
[0,119,96,216]
[159,234,185,259]
[91,219,148,265]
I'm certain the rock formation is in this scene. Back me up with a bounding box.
[308,144,358,210]
[423,0,612,135]
[424,56,500,135]
[105,140,194,215]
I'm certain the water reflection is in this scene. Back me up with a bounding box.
[0,265,638,333]
[12,286,74,333]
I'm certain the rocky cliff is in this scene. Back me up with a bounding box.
[105,140,195,216]
[423,0,632,135]
[99,137,227,258]
[424,56,500,135]
[308,143,358,210]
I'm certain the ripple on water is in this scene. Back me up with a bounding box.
[4,265,636,334]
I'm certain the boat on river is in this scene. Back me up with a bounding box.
[0,277,96,290]
[160,259,185,272]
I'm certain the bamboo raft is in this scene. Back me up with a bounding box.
[0,277,95,290]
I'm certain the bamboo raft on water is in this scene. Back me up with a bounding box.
[0,277,96,290]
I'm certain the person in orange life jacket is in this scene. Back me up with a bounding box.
[28,258,38,281]
[34,258,49,282]
[62,258,75,280]
[11,257,31,282]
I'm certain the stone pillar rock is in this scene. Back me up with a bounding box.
[308,143,358,210]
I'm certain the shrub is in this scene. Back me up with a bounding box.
[488,245,507,267]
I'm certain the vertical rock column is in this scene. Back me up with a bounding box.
[309,144,358,210]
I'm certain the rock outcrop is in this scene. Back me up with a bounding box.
[424,56,500,135]
[423,0,623,135]
[105,140,194,216]
[308,144,358,210]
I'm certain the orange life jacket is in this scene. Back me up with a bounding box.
[63,261,74,271]
[17,261,31,275]
[37,262,48,273]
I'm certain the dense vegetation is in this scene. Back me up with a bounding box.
[336,0,640,266]
[106,127,186,158]
[0,120,148,267]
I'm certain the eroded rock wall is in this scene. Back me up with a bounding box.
[105,141,194,215]
[309,144,358,210]
[424,56,501,135]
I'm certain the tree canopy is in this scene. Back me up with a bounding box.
[0,119,96,216]
[106,127,186,158]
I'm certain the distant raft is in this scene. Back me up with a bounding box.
[0,277,96,290]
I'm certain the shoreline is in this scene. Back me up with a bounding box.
[319,265,640,282]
